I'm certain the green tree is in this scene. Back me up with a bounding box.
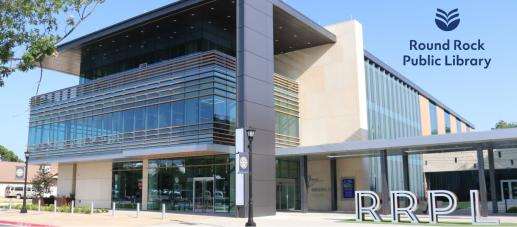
[0,0,104,87]
[0,145,22,162]
[495,120,517,129]
[31,166,57,197]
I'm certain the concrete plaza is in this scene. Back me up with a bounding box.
[0,209,517,227]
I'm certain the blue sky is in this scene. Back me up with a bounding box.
[1,0,516,159]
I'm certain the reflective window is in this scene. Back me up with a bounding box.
[112,161,143,209]
[429,102,438,135]
[147,155,234,213]
[445,111,451,133]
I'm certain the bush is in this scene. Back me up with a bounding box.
[507,207,517,213]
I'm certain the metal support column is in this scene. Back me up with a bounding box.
[330,158,337,211]
[402,152,410,191]
[380,150,390,214]
[488,147,498,213]
[300,156,309,213]
[476,144,489,216]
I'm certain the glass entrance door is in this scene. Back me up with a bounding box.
[276,179,297,210]
[193,177,214,212]
[501,180,517,201]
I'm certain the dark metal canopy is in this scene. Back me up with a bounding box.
[41,0,336,75]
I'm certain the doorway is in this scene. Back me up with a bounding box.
[276,178,297,210]
[193,177,214,212]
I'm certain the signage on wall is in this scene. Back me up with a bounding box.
[354,190,499,225]
[342,178,355,199]
[15,166,25,180]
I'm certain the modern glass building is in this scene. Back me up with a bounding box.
[30,0,475,216]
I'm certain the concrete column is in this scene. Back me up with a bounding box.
[330,158,337,211]
[300,156,309,213]
[476,144,489,216]
[380,150,390,214]
[488,148,498,213]
[236,0,275,217]
[142,159,149,210]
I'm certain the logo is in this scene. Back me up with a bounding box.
[435,8,460,31]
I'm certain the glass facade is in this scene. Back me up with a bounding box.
[147,155,234,213]
[364,58,425,198]
[275,158,301,211]
[112,161,143,209]
[28,52,237,160]
[273,74,300,147]
[445,111,451,133]
[429,102,438,135]
[79,0,235,81]
[456,117,462,133]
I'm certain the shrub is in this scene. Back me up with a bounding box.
[507,207,517,213]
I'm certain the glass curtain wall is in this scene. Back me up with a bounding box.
[275,158,301,211]
[429,102,438,135]
[364,59,425,198]
[79,0,236,81]
[273,74,300,148]
[28,52,237,160]
[147,155,234,213]
[112,161,143,209]
[445,112,451,133]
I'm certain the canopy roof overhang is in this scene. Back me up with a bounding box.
[277,128,517,158]
[41,0,336,76]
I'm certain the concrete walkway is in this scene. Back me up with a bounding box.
[0,210,516,227]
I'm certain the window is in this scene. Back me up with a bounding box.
[429,102,438,135]
[199,96,214,123]
[123,109,134,132]
[146,105,158,130]
[444,112,451,133]
[134,108,145,131]
[185,98,199,125]
[456,117,461,133]
[158,103,171,128]
[172,100,185,126]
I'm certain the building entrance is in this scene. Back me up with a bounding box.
[276,178,297,210]
[193,177,214,212]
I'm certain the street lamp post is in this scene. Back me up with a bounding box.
[20,151,30,213]
[245,128,256,227]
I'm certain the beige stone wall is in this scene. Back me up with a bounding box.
[274,20,368,146]
[336,157,370,211]
[419,95,431,136]
[57,163,74,197]
[75,161,112,208]
[424,149,517,172]
[275,20,370,212]
[461,122,467,132]
[450,116,458,133]
[307,159,331,211]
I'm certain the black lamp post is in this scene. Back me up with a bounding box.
[20,151,30,213]
[245,128,256,227]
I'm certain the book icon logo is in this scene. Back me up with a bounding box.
[435,8,460,31]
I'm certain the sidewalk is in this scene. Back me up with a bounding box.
[0,210,516,227]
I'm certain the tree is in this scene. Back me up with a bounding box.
[0,0,104,87]
[0,145,22,162]
[32,166,57,197]
[495,120,517,129]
